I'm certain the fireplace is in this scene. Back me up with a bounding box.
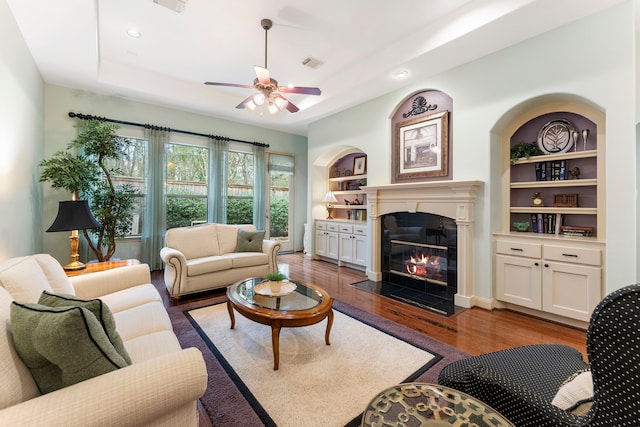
[361,180,482,312]
[372,211,459,314]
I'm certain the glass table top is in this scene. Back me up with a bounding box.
[232,277,324,311]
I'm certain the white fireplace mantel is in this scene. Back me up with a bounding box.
[362,180,483,308]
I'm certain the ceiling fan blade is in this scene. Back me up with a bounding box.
[285,99,300,113]
[278,86,322,96]
[254,66,271,86]
[204,82,254,89]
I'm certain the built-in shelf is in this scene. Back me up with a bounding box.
[510,207,597,215]
[511,178,597,189]
[511,150,597,165]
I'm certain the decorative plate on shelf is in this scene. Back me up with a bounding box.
[537,119,576,154]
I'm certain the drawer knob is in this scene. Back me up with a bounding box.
[510,247,524,252]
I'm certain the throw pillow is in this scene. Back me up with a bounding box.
[10,302,130,394]
[551,369,594,413]
[38,291,131,364]
[235,229,265,252]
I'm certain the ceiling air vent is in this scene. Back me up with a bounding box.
[153,0,187,14]
[302,57,324,69]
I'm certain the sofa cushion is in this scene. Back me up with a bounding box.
[10,302,130,394]
[112,301,173,341]
[187,256,233,276]
[217,224,255,254]
[231,252,270,268]
[32,254,75,295]
[165,224,220,259]
[0,286,40,410]
[38,291,131,364]
[0,256,53,303]
[235,229,265,252]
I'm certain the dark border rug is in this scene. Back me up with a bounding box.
[163,283,471,426]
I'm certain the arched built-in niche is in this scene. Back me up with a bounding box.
[390,89,453,183]
[491,93,606,327]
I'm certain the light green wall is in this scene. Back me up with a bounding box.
[0,0,45,260]
[43,85,308,264]
[308,2,637,299]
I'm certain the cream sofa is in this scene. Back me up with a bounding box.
[160,223,281,298]
[0,254,208,427]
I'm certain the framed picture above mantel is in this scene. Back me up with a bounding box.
[394,110,449,181]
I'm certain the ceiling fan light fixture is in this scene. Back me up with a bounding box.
[253,92,265,106]
[273,95,288,111]
[244,99,257,111]
[267,102,279,115]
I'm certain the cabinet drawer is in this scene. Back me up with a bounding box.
[315,222,327,230]
[327,223,340,232]
[339,224,353,234]
[496,240,541,258]
[353,225,367,236]
[543,245,601,266]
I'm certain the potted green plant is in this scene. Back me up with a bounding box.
[264,271,288,293]
[40,120,138,262]
[510,142,544,165]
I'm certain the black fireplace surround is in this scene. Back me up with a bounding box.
[354,211,460,316]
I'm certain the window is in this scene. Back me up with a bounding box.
[227,150,254,224]
[107,137,147,236]
[165,143,208,229]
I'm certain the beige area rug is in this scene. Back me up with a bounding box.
[187,303,439,427]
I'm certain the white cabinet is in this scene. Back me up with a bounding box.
[315,221,339,260]
[495,235,603,322]
[338,224,367,266]
[315,220,367,268]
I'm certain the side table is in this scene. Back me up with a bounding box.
[65,259,140,277]
[361,382,514,427]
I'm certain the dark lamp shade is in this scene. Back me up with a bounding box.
[46,200,101,232]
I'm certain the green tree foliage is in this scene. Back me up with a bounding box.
[166,198,207,229]
[227,198,253,225]
[270,195,289,237]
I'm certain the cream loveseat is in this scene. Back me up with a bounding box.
[160,223,281,298]
[0,254,208,426]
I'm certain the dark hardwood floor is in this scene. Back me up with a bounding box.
[275,252,588,359]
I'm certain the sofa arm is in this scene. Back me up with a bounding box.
[262,239,281,273]
[160,247,188,297]
[0,347,207,427]
[70,264,152,299]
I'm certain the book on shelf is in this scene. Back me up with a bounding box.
[560,225,594,237]
[535,160,568,181]
[529,213,560,234]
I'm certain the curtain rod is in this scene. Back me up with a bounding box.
[67,112,269,148]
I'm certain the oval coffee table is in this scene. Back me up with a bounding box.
[226,277,334,370]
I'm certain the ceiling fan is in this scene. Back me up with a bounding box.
[204,18,321,114]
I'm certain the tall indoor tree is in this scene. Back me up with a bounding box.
[40,119,138,261]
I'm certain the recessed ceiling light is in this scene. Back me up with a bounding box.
[127,29,141,38]
[393,70,409,79]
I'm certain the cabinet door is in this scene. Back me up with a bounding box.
[353,234,367,266]
[542,261,601,321]
[496,254,542,309]
[315,230,327,257]
[339,233,354,263]
[326,231,339,259]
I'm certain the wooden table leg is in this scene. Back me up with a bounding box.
[226,300,235,329]
[271,323,281,370]
[325,309,334,346]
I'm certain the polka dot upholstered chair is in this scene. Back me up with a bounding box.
[438,283,640,426]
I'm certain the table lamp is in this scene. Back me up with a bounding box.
[46,200,101,271]
[323,191,339,220]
